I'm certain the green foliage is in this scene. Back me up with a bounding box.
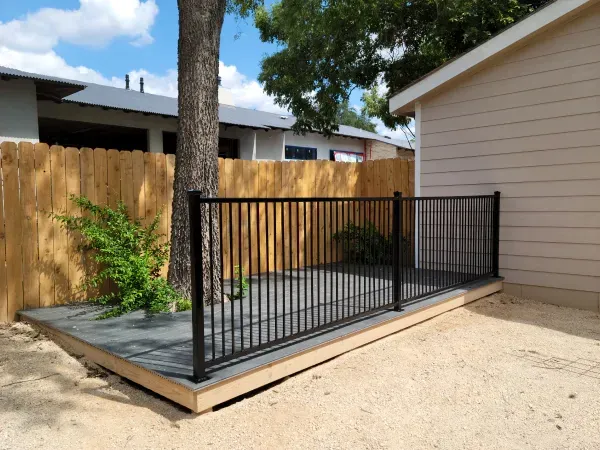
[334,221,390,265]
[255,0,549,135]
[53,196,189,319]
[333,221,410,265]
[337,100,377,133]
[230,265,250,300]
[226,0,264,18]
[362,86,413,143]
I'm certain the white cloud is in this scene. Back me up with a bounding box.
[0,0,287,113]
[0,44,176,94]
[0,0,158,53]
[0,46,109,84]
[218,61,287,113]
[0,41,285,112]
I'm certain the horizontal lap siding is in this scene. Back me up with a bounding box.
[421,147,600,173]
[420,5,600,295]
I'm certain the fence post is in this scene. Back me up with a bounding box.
[189,192,208,382]
[492,191,501,278]
[393,191,403,311]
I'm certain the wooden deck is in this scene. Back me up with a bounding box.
[18,277,502,413]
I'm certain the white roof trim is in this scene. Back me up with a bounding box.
[389,0,597,115]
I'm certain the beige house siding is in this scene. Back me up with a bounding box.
[418,4,600,311]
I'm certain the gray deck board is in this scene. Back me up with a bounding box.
[19,266,497,391]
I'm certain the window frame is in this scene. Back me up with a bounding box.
[284,145,318,161]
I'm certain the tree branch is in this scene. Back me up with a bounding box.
[400,126,414,149]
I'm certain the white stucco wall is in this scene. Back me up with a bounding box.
[220,126,366,161]
[256,130,285,160]
[219,125,258,159]
[252,130,365,161]
[220,126,285,160]
[147,128,164,153]
[0,79,39,143]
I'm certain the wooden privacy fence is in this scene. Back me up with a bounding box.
[216,157,414,281]
[0,141,414,321]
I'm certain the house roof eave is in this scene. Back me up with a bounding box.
[388,0,598,115]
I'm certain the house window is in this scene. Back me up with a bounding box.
[330,150,364,162]
[285,145,317,160]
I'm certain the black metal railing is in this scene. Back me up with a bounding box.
[189,192,500,380]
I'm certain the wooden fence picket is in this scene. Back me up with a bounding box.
[19,142,39,310]
[35,144,54,306]
[0,144,7,322]
[65,147,84,299]
[120,151,135,218]
[166,154,176,242]
[107,149,121,209]
[51,146,69,304]
[132,150,145,222]
[1,142,22,319]
[143,152,157,228]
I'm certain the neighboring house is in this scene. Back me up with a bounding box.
[389,0,600,311]
[0,66,411,161]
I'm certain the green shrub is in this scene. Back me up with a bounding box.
[230,265,249,300]
[333,221,411,265]
[54,195,189,319]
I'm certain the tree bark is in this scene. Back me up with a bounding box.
[169,0,226,303]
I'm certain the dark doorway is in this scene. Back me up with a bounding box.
[163,131,177,155]
[218,137,239,158]
[163,131,240,158]
[38,117,148,151]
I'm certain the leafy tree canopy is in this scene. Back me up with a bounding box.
[255,0,549,136]
[337,100,377,133]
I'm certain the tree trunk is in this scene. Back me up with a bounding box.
[169,0,226,303]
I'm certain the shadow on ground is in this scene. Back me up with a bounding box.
[0,324,195,424]
[465,294,600,342]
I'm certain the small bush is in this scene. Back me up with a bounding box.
[229,265,249,300]
[333,221,411,265]
[54,195,189,319]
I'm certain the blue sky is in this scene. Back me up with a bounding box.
[0,0,274,88]
[0,0,396,136]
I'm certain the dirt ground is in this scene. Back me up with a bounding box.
[1,293,600,450]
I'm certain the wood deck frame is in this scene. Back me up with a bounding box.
[20,279,502,413]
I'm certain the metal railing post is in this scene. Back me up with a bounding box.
[492,191,501,278]
[392,191,402,311]
[188,192,207,382]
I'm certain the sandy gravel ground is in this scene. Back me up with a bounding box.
[1,293,600,450]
